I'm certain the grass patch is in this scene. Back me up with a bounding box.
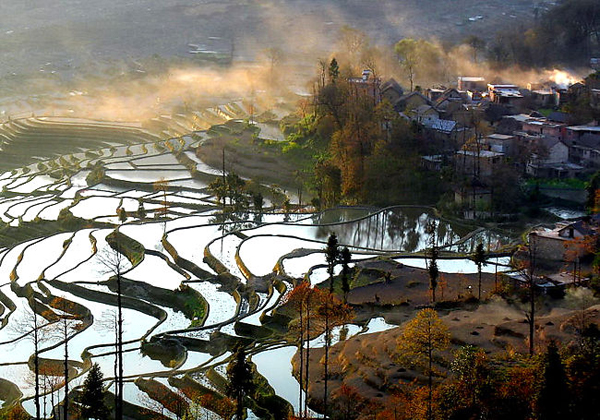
[526,178,586,189]
[106,230,145,266]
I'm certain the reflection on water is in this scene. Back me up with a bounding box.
[311,207,463,251]
[250,207,512,254]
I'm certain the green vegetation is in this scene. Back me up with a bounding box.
[526,178,587,190]
[275,81,443,207]
[487,0,600,68]
[77,363,110,420]
[106,230,145,266]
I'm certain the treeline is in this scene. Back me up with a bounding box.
[329,328,600,420]
[380,335,599,420]
[280,61,443,208]
[487,0,600,68]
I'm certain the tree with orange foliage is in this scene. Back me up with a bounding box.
[493,360,540,419]
[2,405,33,420]
[284,278,352,420]
[284,282,330,419]
[185,394,235,420]
[12,300,55,420]
[564,233,597,284]
[330,384,367,420]
[396,308,449,420]
[438,345,492,419]
[376,384,439,420]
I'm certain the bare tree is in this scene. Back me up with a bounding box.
[98,309,119,408]
[12,300,54,420]
[53,297,82,420]
[96,234,131,420]
[517,233,540,356]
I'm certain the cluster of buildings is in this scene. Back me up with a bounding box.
[347,70,600,288]
[349,69,600,215]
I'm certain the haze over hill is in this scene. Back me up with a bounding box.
[1,0,541,76]
[1,0,560,124]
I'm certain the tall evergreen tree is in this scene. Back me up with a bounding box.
[537,341,570,420]
[328,58,340,83]
[323,233,340,418]
[226,345,254,419]
[472,243,487,300]
[340,247,352,304]
[78,363,109,420]
[428,247,439,303]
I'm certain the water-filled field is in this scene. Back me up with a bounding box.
[0,116,515,419]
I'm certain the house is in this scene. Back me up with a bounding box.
[395,91,431,112]
[558,82,587,106]
[423,118,467,150]
[504,272,570,294]
[421,154,444,171]
[454,185,492,217]
[348,70,381,105]
[380,78,404,108]
[529,220,597,261]
[458,76,485,92]
[547,111,570,124]
[466,90,484,103]
[525,137,582,178]
[528,87,559,108]
[483,133,516,156]
[565,124,600,145]
[487,84,524,106]
[409,105,440,124]
[426,87,445,102]
[569,134,600,168]
[526,160,584,178]
[434,88,469,112]
[455,149,504,179]
[521,119,565,140]
[537,137,569,162]
[500,113,567,141]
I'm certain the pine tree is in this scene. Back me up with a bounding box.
[328,58,340,83]
[79,363,109,420]
[323,233,340,418]
[472,243,487,300]
[537,341,570,420]
[226,345,254,419]
[340,247,352,304]
[428,247,439,303]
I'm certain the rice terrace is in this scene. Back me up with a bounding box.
[0,108,520,419]
[1,0,600,419]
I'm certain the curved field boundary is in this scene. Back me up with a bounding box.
[39,231,78,280]
[48,279,167,345]
[50,230,100,280]
[161,235,213,279]
[145,249,191,281]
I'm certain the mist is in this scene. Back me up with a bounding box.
[0,0,548,122]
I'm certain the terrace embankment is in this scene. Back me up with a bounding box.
[196,121,300,194]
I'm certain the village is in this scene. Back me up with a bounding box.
[339,62,600,294]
